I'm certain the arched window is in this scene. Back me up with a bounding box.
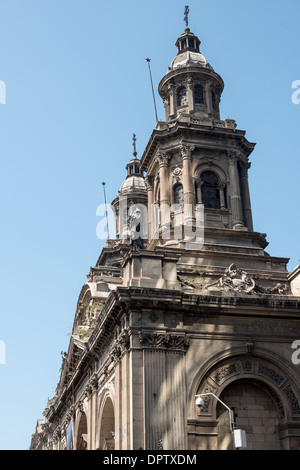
[173,184,184,209]
[201,171,220,209]
[177,87,187,107]
[194,85,204,105]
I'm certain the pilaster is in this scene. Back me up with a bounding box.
[227,149,246,229]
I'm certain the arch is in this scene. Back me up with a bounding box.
[187,347,300,449]
[201,171,220,209]
[194,162,228,183]
[217,379,283,450]
[177,86,187,107]
[98,396,115,450]
[75,412,88,450]
[194,85,204,105]
[173,183,184,209]
[96,385,116,450]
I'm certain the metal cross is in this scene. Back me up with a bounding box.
[184,5,190,28]
[132,133,137,156]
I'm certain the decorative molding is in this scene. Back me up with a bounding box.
[284,388,300,415]
[145,176,154,190]
[139,332,190,353]
[180,144,195,159]
[172,167,182,183]
[156,152,170,167]
[111,329,130,363]
[227,149,240,164]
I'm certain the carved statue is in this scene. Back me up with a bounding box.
[205,264,256,294]
[204,264,288,296]
[128,208,144,250]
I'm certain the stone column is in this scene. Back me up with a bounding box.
[90,376,98,450]
[195,179,202,205]
[219,182,226,210]
[156,152,170,230]
[139,332,190,450]
[168,83,175,118]
[180,144,195,227]
[239,161,254,231]
[227,149,245,229]
[205,80,213,116]
[145,176,154,241]
[186,75,194,114]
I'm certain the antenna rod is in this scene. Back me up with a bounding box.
[146,58,158,124]
[101,182,110,240]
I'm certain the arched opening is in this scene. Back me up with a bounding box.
[217,380,283,450]
[177,87,187,107]
[201,171,220,209]
[99,397,115,450]
[76,412,88,450]
[194,85,204,105]
[173,184,184,209]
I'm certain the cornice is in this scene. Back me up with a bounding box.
[140,122,256,172]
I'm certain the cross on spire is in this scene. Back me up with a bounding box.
[132,133,137,158]
[184,5,190,28]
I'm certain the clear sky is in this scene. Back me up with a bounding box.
[0,0,299,450]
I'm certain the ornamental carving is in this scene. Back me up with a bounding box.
[204,263,288,296]
[172,167,182,183]
[227,149,240,163]
[211,364,238,385]
[139,332,190,352]
[180,144,195,159]
[111,329,130,363]
[156,152,170,166]
[284,388,300,414]
[258,365,285,386]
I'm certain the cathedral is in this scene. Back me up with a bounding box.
[30,15,300,451]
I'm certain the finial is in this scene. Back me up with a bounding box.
[132,133,137,158]
[184,5,190,28]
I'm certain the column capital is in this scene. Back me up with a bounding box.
[180,143,195,159]
[156,152,170,167]
[227,149,240,164]
[145,176,154,190]
[238,160,251,177]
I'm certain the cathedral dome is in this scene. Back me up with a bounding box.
[169,28,213,72]
[169,49,212,71]
[119,173,146,195]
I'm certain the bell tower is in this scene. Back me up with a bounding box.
[158,27,223,122]
[141,18,257,254]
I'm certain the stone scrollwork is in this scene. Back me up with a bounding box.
[156,152,170,167]
[139,332,190,353]
[111,329,130,363]
[180,144,195,159]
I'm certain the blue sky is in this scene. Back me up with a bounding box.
[0,0,299,450]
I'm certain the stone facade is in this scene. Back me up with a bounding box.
[30,22,300,451]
